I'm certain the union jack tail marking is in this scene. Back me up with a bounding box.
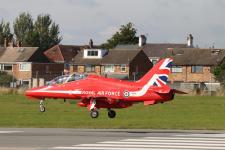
[137,58,172,86]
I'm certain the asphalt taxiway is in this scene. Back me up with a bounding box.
[0,128,225,150]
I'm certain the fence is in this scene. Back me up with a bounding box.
[2,71,225,96]
[8,72,64,88]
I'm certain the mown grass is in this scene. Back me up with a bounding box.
[0,94,225,129]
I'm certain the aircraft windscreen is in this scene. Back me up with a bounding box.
[46,73,87,85]
[66,74,87,82]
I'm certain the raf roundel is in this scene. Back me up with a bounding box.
[123,90,130,98]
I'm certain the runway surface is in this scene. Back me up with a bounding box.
[0,128,225,150]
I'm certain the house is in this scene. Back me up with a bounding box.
[142,34,193,64]
[70,46,152,80]
[0,46,64,87]
[166,48,225,91]
[44,44,84,63]
[143,43,188,64]
[123,34,225,91]
[44,43,101,73]
[44,44,83,73]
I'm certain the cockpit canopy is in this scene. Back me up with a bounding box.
[46,73,88,85]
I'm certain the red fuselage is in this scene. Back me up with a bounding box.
[25,58,180,118]
[25,75,174,108]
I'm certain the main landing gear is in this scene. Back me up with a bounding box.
[90,109,116,119]
[39,100,46,112]
[108,109,116,118]
[88,99,117,119]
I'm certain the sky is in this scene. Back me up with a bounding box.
[0,0,225,48]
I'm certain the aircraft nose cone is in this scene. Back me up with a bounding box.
[25,89,33,97]
[24,86,48,97]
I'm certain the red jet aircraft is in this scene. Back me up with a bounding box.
[25,58,185,118]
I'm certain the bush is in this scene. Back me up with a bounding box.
[214,61,225,85]
[0,71,14,87]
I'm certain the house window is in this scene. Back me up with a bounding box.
[191,66,203,73]
[87,51,98,56]
[172,66,182,73]
[64,63,70,69]
[73,65,78,72]
[104,65,114,73]
[3,64,13,71]
[20,80,30,87]
[85,65,95,72]
[121,64,126,72]
[19,63,31,71]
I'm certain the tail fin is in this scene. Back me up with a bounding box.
[136,58,173,87]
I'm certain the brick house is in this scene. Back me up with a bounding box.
[43,44,101,73]
[142,34,194,65]
[0,47,64,87]
[70,47,152,80]
[143,43,188,64]
[44,44,83,63]
[166,48,225,91]
[130,34,225,91]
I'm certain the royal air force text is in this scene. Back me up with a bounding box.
[81,91,120,96]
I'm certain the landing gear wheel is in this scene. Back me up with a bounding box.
[39,100,45,112]
[108,110,116,118]
[90,110,99,118]
[40,105,46,112]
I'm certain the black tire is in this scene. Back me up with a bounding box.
[40,105,46,112]
[90,110,99,118]
[108,110,116,118]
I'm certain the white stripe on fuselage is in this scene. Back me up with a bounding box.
[129,74,158,97]
[28,86,82,95]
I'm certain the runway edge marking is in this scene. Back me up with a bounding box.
[51,134,225,150]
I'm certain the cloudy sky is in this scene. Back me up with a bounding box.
[0,0,225,48]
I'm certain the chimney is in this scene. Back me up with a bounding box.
[139,35,146,47]
[211,49,221,55]
[89,39,93,48]
[4,38,7,48]
[187,34,193,47]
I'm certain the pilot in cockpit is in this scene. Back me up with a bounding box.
[46,73,87,85]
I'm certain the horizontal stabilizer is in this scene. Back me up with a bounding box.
[154,89,170,94]
[172,89,187,94]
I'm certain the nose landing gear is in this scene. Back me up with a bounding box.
[90,109,99,118]
[89,99,99,119]
[39,100,46,112]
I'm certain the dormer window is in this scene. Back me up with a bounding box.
[87,50,98,56]
[83,49,107,59]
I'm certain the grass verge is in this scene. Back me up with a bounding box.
[0,94,225,129]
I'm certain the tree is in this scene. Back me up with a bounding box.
[33,14,62,51]
[13,12,34,46]
[0,20,13,46]
[102,22,138,49]
[13,12,62,50]
[214,61,225,86]
[0,71,13,87]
